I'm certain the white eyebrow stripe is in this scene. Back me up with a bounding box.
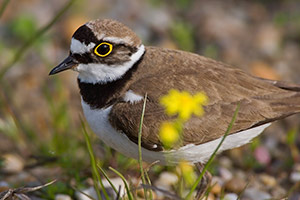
[102,36,132,45]
[70,38,95,54]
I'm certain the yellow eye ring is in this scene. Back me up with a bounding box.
[94,42,113,57]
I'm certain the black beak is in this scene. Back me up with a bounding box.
[49,56,77,75]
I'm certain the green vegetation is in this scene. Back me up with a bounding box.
[170,21,195,52]
[1,0,299,199]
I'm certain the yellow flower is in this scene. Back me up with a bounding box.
[159,122,180,148]
[160,89,208,120]
[179,161,196,186]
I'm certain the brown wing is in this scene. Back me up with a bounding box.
[109,47,300,151]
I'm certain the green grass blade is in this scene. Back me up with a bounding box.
[81,117,109,200]
[185,104,240,200]
[109,166,134,200]
[97,164,119,196]
[144,169,153,200]
[138,93,149,199]
[143,161,159,200]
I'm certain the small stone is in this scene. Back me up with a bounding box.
[76,178,130,200]
[235,170,247,181]
[271,185,286,199]
[75,187,97,200]
[154,172,178,198]
[55,194,72,200]
[210,181,222,195]
[154,171,178,187]
[225,177,246,193]
[207,192,215,200]
[136,188,145,199]
[0,181,9,187]
[224,193,238,200]
[259,174,276,187]
[102,177,126,197]
[219,157,233,168]
[6,171,36,185]
[243,187,271,200]
[0,181,9,193]
[219,167,233,181]
[2,154,24,173]
[290,171,300,183]
[211,176,224,185]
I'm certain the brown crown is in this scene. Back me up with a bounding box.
[86,19,142,47]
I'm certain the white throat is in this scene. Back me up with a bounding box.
[75,44,145,84]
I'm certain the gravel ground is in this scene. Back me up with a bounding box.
[0,0,300,199]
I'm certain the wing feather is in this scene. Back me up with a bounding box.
[109,47,300,151]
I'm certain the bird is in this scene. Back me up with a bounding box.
[50,19,300,197]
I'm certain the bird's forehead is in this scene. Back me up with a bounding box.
[86,19,141,46]
[70,19,141,54]
[73,20,139,43]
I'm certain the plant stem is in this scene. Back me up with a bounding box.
[138,93,149,199]
[81,118,109,200]
[144,169,153,199]
[97,164,119,196]
[109,167,134,200]
[184,104,240,200]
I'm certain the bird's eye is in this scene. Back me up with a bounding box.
[94,42,113,57]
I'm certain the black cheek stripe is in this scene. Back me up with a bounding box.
[72,53,94,64]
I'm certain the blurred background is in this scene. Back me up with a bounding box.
[0,0,300,199]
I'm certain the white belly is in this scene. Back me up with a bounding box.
[81,99,270,165]
[81,99,166,163]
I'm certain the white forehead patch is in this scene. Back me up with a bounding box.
[70,38,95,54]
